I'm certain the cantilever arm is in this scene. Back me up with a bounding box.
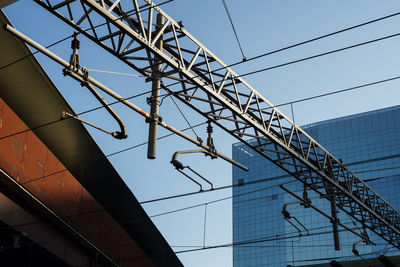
[63,67,127,140]
[83,81,127,139]
[171,149,248,171]
[171,149,214,190]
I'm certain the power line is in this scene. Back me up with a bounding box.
[161,72,400,135]
[3,4,400,263]
[238,31,400,78]
[0,74,398,199]
[8,162,398,256]
[0,33,74,72]
[3,70,399,144]
[164,29,400,92]
[160,12,400,90]
[3,6,400,144]
[173,227,363,254]
[53,168,399,232]
[4,7,400,88]
[291,247,397,264]
[221,0,246,60]
[225,10,400,69]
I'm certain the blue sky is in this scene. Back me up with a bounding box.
[3,1,400,266]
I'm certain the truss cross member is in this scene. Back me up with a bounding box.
[27,0,400,248]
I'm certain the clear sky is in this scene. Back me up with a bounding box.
[3,0,400,266]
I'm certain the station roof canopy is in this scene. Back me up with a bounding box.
[0,10,182,267]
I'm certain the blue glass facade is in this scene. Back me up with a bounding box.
[232,105,400,266]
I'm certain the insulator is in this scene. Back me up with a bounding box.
[207,123,213,133]
[71,33,80,50]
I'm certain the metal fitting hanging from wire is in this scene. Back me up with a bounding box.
[62,33,127,139]
[170,120,248,190]
[282,201,309,236]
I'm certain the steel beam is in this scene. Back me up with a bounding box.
[30,0,400,248]
[4,24,248,173]
[0,0,19,8]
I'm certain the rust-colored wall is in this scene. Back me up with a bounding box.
[0,97,155,266]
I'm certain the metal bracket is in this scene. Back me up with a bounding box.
[61,111,125,139]
[280,184,376,247]
[352,231,373,265]
[68,32,80,72]
[170,149,214,191]
[62,34,127,140]
[282,201,309,236]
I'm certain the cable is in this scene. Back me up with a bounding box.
[90,222,365,249]
[3,70,400,144]
[172,243,356,249]
[3,6,400,144]
[168,94,200,139]
[8,170,299,243]
[37,167,398,233]
[291,247,397,264]
[173,227,363,254]
[226,10,400,69]
[8,163,398,257]
[87,68,147,77]
[3,6,399,86]
[161,73,400,142]
[0,33,74,72]
[221,0,246,60]
[239,31,400,78]
[163,29,400,92]
[271,75,400,109]
[2,92,398,198]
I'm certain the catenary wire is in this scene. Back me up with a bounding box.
[0,11,395,224]
[11,164,397,233]
[33,219,376,266]
[168,94,200,139]
[221,0,246,60]
[173,227,370,254]
[224,10,400,69]
[0,75,398,209]
[2,71,400,143]
[2,4,399,262]
[291,247,397,264]
[161,29,400,94]
[238,31,400,79]
[0,72,398,223]
[2,6,400,143]
[2,8,399,89]
[160,72,400,135]
[7,146,398,255]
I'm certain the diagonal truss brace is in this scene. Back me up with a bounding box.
[31,0,400,248]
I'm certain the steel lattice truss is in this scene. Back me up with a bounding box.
[33,0,400,248]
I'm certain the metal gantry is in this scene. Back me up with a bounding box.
[31,0,400,248]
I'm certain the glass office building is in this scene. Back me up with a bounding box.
[232,105,400,266]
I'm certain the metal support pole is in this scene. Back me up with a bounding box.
[327,166,340,250]
[329,183,341,250]
[3,24,249,172]
[279,184,376,245]
[147,13,164,159]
